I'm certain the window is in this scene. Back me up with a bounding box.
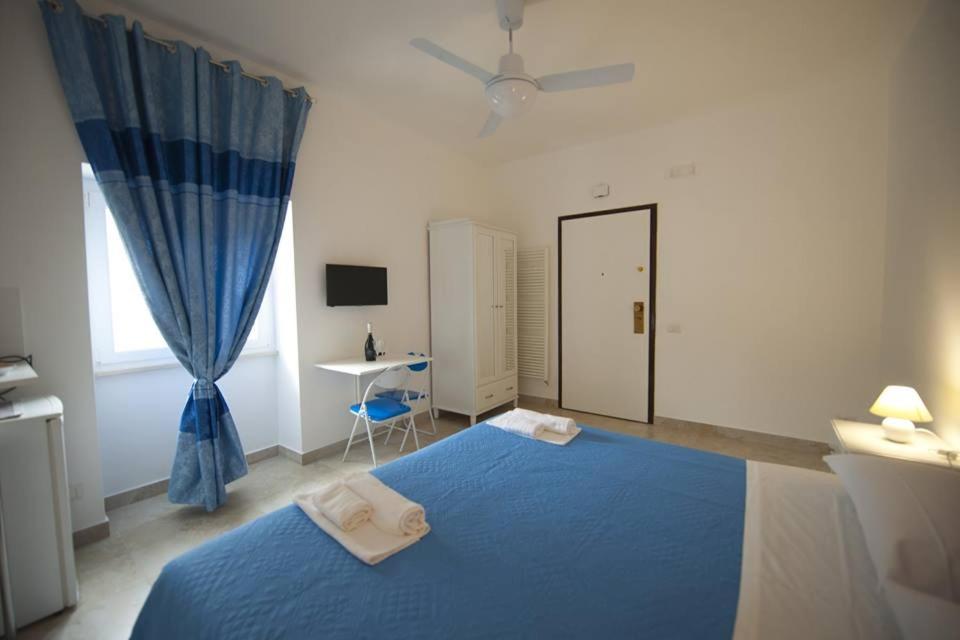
[82,165,276,374]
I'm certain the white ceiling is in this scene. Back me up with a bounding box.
[113,0,925,165]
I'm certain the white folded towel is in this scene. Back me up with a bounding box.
[295,496,427,566]
[294,473,430,565]
[513,408,577,435]
[488,409,582,445]
[487,410,546,439]
[309,481,372,532]
[343,473,428,537]
[537,425,582,446]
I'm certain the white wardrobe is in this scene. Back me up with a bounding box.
[429,220,518,424]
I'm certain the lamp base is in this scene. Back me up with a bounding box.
[882,417,916,444]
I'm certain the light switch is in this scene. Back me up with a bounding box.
[666,323,682,334]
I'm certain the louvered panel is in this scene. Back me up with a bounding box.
[517,247,549,381]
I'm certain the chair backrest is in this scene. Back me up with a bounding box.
[403,353,430,399]
[376,367,408,391]
[406,352,429,372]
[360,363,411,409]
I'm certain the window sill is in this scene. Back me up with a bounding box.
[94,348,279,378]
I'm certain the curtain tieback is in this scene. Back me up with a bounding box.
[193,378,217,399]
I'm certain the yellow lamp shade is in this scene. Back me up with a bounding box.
[869,385,933,423]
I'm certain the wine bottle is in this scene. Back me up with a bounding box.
[364,323,377,362]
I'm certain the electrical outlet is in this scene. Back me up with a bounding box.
[70,483,83,501]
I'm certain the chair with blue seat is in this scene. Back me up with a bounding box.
[377,353,438,440]
[342,364,420,467]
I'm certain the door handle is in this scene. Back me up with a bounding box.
[634,301,644,334]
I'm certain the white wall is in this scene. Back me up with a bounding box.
[0,0,107,533]
[881,0,960,447]
[94,356,278,497]
[492,60,892,443]
[288,92,495,454]
[0,0,494,528]
[4,0,947,528]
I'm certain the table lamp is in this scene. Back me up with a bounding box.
[869,385,933,443]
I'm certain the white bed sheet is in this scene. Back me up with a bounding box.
[734,461,901,640]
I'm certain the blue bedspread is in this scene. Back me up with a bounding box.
[132,425,746,639]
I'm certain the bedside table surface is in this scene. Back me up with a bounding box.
[831,419,956,470]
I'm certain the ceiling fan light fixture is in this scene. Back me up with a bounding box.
[485,77,538,118]
[410,0,635,137]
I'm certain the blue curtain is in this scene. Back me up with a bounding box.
[39,0,311,510]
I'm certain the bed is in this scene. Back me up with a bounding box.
[131,423,897,639]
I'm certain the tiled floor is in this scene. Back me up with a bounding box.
[20,403,830,639]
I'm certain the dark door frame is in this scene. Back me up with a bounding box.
[557,203,658,424]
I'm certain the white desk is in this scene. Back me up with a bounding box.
[831,419,958,470]
[315,355,432,404]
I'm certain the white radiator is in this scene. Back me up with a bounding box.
[517,247,549,382]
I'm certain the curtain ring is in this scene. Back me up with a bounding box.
[48,0,64,13]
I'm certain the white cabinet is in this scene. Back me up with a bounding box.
[429,220,518,424]
[0,395,77,632]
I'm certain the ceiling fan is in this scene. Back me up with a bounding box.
[410,0,635,138]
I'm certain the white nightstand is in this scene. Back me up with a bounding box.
[831,419,958,470]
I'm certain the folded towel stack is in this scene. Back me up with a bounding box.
[487,408,582,445]
[295,472,430,565]
[310,482,373,531]
[513,408,577,435]
[485,410,545,439]
[343,472,429,537]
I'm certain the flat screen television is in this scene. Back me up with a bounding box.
[325,264,388,307]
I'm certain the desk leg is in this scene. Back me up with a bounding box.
[0,479,16,639]
[355,376,361,405]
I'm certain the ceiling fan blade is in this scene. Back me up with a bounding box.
[410,38,495,83]
[536,63,635,92]
[478,112,502,138]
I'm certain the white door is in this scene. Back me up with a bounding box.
[561,209,652,422]
[475,228,498,386]
[496,232,517,379]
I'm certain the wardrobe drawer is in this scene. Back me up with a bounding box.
[476,378,517,411]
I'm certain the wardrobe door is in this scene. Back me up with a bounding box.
[475,227,498,386]
[496,232,517,380]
